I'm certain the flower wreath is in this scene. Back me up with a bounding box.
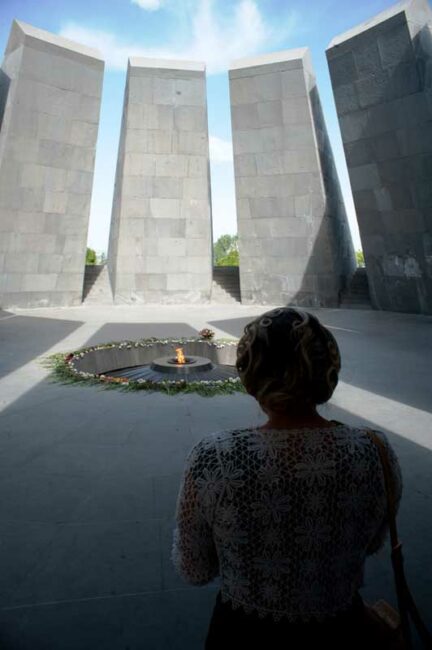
[45,337,244,397]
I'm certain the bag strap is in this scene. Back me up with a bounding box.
[366,430,432,649]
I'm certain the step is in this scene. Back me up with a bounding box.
[340,294,372,306]
[212,266,241,302]
[82,265,113,304]
[340,302,372,310]
[340,267,371,307]
[211,293,241,304]
[212,280,240,293]
[346,289,370,297]
[212,291,241,301]
[211,282,241,303]
[350,283,369,292]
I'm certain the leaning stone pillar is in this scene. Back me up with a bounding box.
[229,48,355,306]
[327,0,432,314]
[0,20,104,308]
[108,58,212,303]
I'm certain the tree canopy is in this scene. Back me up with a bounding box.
[86,247,97,265]
[355,250,365,267]
[213,234,239,266]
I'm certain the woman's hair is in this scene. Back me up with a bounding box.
[236,307,341,413]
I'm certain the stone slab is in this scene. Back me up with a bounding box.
[0,20,104,309]
[107,58,212,304]
[229,48,356,306]
[327,0,432,314]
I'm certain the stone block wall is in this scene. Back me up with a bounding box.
[108,58,212,303]
[0,20,104,308]
[327,0,432,314]
[229,49,355,306]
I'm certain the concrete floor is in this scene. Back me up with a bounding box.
[0,303,431,649]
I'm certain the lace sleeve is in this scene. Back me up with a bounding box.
[171,439,220,586]
[366,430,403,555]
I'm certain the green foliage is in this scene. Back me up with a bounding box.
[218,249,239,266]
[214,234,239,266]
[86,247,97,265]
[356,250,365,267]
[98,251,107,265]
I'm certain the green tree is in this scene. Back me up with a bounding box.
[218,249,239,266]
[355,250,365,267]
[214,234,239,266]
[98,251,107,265]
[86,247,97,265]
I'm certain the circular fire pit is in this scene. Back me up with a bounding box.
[104,346,238,383]
[152,355,213,374]
[47,338,244,396]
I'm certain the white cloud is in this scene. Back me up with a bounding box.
[59,0,291,74]
[209,135,233,163]
[131,0,164,10]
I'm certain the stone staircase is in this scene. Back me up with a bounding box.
[340,267,371,309]
[82,265,113,304]
[211,266,241,303]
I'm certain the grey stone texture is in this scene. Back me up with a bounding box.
[229,49,356,307]
[0,20,104,308]
[327,0,432,314]
[107,58,212,304]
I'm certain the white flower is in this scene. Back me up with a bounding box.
[294,454,337,486]
[261,526,281,548]
[223,570,250,599]
[222,462,245,498]
[262,581,281,603]
[248,433,287,460]
[303,431,328,452]
[252,490,291,525]
[254,554,291,578]
[334,431,371,455]
[257,461,283,485]
[196,467,224,507]
[294,517,332,548]
[308,491,327,511]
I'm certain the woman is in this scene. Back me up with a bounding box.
[171,307,403,649]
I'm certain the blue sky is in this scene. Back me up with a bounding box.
[0,0,399,254]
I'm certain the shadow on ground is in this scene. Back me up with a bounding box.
[209,310,432,414]
[83,322,198,348]
[0,310,430,648]
[0,375,430,649]
[0,314,83,379]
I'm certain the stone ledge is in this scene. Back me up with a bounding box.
[6,20,104,67]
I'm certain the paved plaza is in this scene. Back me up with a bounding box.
[0,303,431,649]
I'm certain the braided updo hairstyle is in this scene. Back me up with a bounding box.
[236,307,341,413]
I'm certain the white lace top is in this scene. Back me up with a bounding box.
[172,423,403,623]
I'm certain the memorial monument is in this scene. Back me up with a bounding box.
[229,48,356,306]
[0,20,104,308]
[107,57,213,303]
[327,0,432,314]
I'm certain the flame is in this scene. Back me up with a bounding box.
[175,347,186,364]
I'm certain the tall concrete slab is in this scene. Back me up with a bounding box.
[229,49,355,307]
[327,0,432,314]
[0,20,104,308]
[108,58,212,303]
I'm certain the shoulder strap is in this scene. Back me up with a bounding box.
[366,430,432,649]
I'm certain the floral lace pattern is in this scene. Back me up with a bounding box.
[172,424,403,623]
